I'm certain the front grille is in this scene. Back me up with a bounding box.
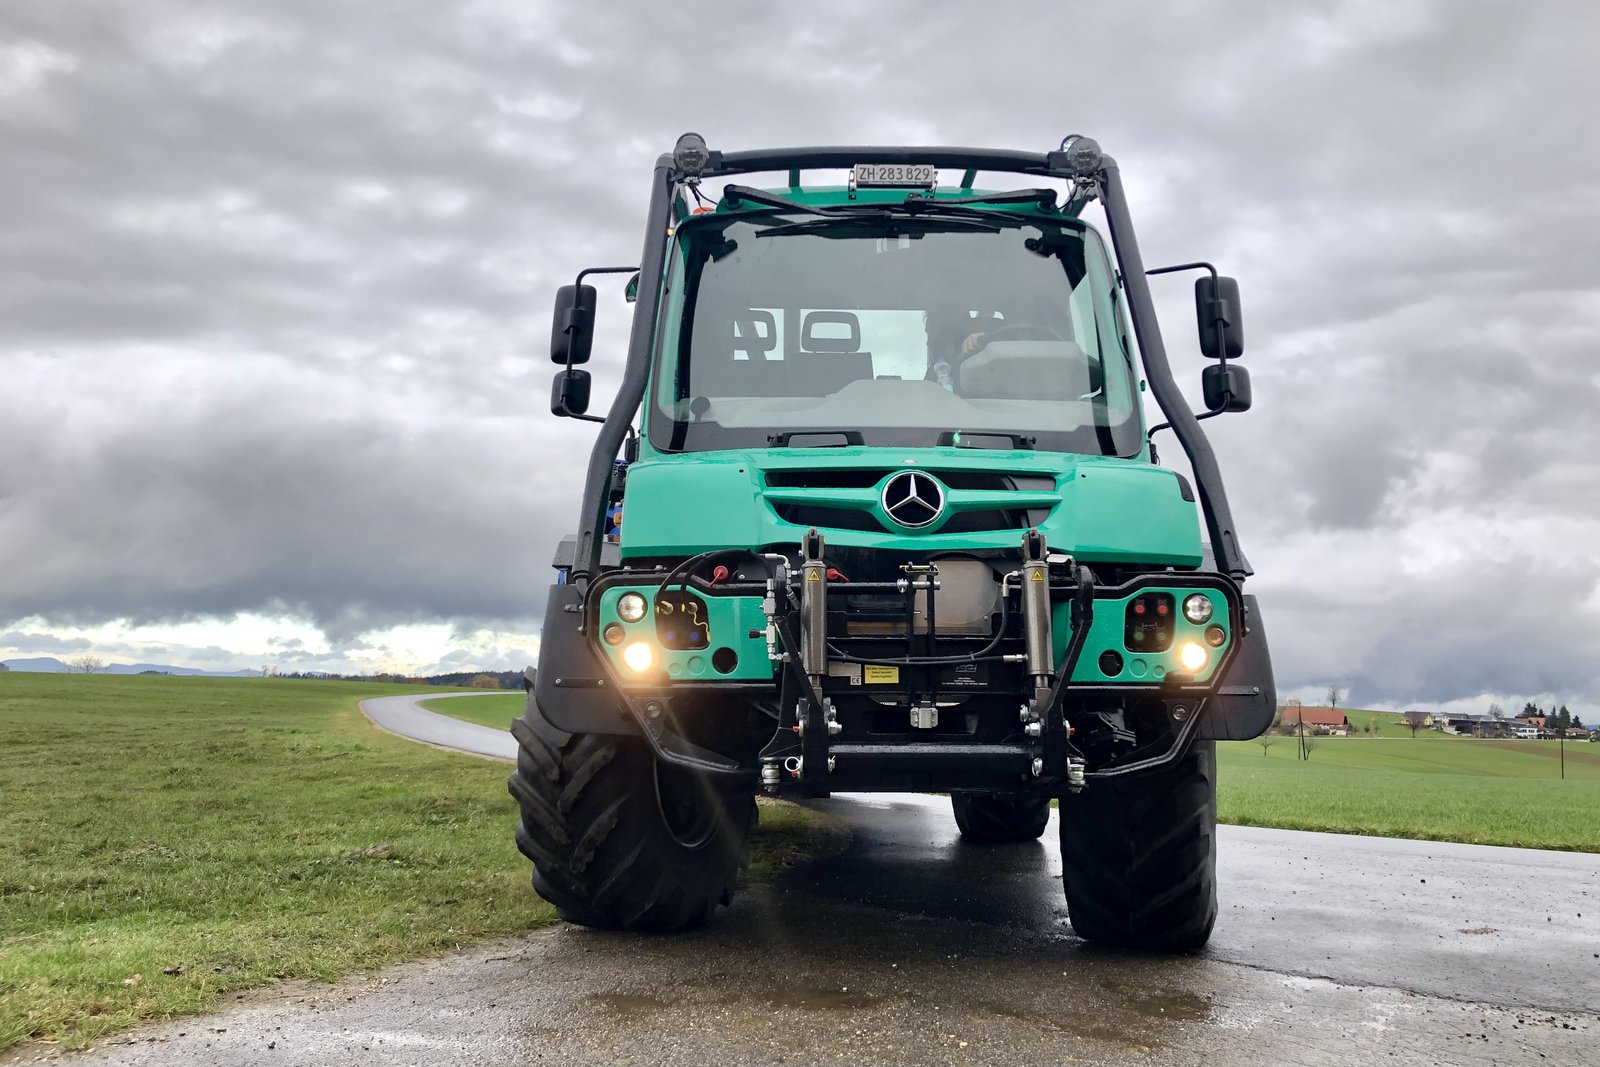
[764,468,1057,535]
[771,504,883,532]
[765,469,1044,492]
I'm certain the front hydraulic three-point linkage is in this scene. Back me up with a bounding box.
[756,528,1092,798]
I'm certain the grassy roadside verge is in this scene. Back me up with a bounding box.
[0,674,843,1055]
[0,674,544,1052]
[1217,739,1600,851]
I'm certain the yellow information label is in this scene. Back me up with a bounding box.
[863,665,900,685]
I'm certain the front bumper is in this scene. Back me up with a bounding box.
[535,535,1275,793]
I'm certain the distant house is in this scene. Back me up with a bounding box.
[1281,705,1350,736]
[1510,724,1545,740]
[1443,715,1515,738]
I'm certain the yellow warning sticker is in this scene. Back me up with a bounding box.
[863,665,900,685]
[807,570,821,581]
[1030,570,1045,582]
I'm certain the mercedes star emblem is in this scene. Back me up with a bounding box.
[880,471,946,529]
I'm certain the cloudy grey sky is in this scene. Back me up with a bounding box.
[3,1,1598,711]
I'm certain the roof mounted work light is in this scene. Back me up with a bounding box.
[1057,134,1103,177]
[673,131,712,177]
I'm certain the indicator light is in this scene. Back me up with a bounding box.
[1205,625,1226,647]
[1183,594,1214,624]
[603,623,625,645]
[1177,641,1207,672]
[617,592,647,623]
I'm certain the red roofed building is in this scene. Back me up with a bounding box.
[1279,705,1350,735]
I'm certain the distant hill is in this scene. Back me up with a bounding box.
[0,657,259,678]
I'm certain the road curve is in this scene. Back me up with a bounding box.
[360,691,517,761]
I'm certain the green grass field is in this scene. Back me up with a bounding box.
[1218,733,1600,851]
[0,675,842,1054]
[421,691,523,730]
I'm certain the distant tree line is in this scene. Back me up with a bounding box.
[270,669,523,690]
[1519,701,1584,734]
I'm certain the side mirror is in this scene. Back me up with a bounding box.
[1202,363,1251,413]
[551,284,596,365]
[551,368,592,416]
[624,273,640,304]
[1195,276,1243,359]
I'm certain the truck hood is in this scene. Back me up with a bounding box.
[619,447,1203,567]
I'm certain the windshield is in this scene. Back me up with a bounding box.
[648,210,1141,455]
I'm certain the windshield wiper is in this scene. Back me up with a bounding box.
[755,214,1002,238]
[723,184,1049,225]
[722,184,838,217]
[911,188,1058,209]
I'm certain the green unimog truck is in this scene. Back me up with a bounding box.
[509,134,1275,951]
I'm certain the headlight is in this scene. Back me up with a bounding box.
[622,641,654,673]
[1182,594,1214,624]
[1177,641,1208,672]
[617,592,648,623]
[673,131,711,176]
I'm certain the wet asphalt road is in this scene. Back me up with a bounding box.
[360,691,517,760]
[41,697,1600,1066]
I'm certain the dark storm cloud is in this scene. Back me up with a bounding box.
[3,0,1599,704]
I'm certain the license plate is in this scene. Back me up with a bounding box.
[852,163,937,189]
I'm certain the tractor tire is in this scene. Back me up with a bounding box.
[950,792,1051,842]
[507,691,754,931]
[1058,739,1218,952]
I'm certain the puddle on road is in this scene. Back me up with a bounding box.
[1100,979,1213,1022]
[586,992,672,1018]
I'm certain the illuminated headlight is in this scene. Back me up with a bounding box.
[622,641,654,673]
[617,592,648,623]
[1177,641,1208,672]
[1182,594,1214,624]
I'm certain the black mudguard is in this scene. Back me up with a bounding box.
[532,583,639,737]
[1199,594,1276,740]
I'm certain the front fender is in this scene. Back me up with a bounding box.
[533,583,640,736]
[1198,594,1276,740]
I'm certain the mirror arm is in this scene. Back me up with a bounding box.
[552,265,640,423]
[1147,398,1228,449]
[1146,259,1230,370]
[1142,259,1233,449]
